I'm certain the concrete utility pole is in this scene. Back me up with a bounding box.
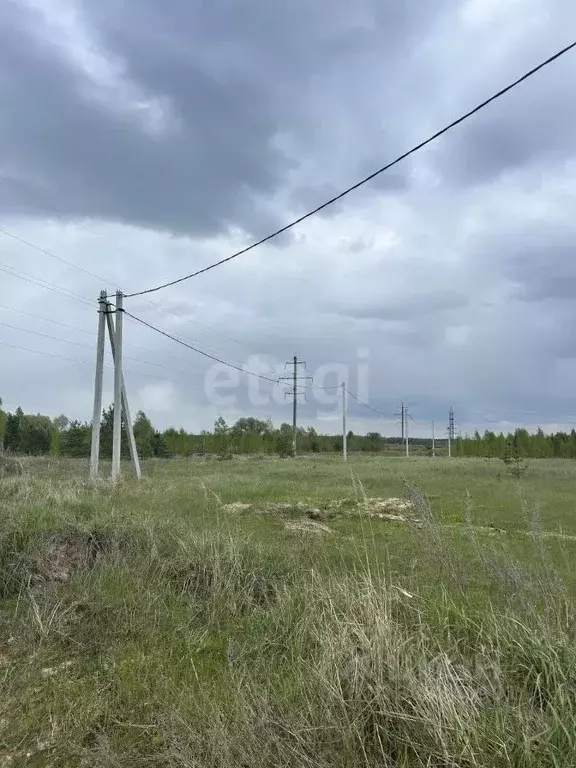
[280,357,311,456]
[90,289,141,481]
[432,420,436,459]
[111,290,124,482]
[105,301,141,480]
[291,355,297,455]
[405,408,410,457]
[401,401,405,443]
[342,382,348,461]
[89,290,107,479]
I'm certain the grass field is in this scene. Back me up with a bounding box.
[1,455,576,766]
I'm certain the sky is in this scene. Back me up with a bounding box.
[1,0,576,438]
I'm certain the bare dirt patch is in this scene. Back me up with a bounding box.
[284,520,333,535]
[222,501,325,519]
[222,497,421,526]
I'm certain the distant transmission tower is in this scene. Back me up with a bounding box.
[279,356,312,456]
[448,405,455,458]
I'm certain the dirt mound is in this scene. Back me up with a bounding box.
[222,497,419,526]
[284,520,333,535]
[35,532,109,583]
[363,497,413,515]
[222,502,252,513]
[361,497,420,524]
[222,501,325,519]
[327,497,420,524]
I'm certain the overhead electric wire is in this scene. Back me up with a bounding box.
[0,302,97,336]
[0,225,114,288]
[0,302,206,365]
[0,172,252,350]
[0,261,94,306]
[108,300,247,364]
[0,302,253,382]
[0,257,247,366]
[124,309,279,383]
[0,338,202,385]
[126,41,576,299]
[346,389,396,418]
[132,294,252,351]
[0,340,96,367]
[0,318,212,380]
[0,319,97,349]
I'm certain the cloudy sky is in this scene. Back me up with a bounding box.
[1,0,576,437]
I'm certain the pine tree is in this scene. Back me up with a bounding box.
[60,421,91,458]
[100,405,129,459]
[4,412,21,452]
[214,417,232,460]
[151,431,167,457]
[133,411,155,458]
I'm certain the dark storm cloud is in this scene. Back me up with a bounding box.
[0,2,287,239]
[3,0,576,434]
[0,0,439,241]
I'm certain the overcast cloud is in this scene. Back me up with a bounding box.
[1,0,576,437]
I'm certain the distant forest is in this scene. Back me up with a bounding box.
[1,398,576,459]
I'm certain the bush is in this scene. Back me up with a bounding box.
[275,432,294,458]
[502,440,528,478]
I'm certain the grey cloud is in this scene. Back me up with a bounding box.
[431,1,576,190]
[290,171,408,220]
[329,289,469,321]
[473,220,576,304]
[0,3,287,240]
[4,0,576,435]
[438,90,576,188]
[0,0,438,241]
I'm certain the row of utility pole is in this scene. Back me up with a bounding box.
[399,403,456,459]
[280,357,349,460]
[88,288,456,479]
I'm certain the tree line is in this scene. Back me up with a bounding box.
[452,428,576,459]
[1,397,576,459]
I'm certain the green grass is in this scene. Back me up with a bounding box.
[1,455,576,766]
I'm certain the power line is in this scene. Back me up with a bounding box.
[137,296,252,351]
[0,267,246,370]
[0,261,93,306]
[123,309,279,383]
[0,319,96,349]
[1,219,251,350]
[0,317,213,381]
[0,173,252,351]
[346,389,395,418]
[0,302,97,336]
[126,41,576,299]
[0,340,95,367]
[109,300,247,364]
[0,338,200,386]
[0,301,219,368]
[0,225,114,288]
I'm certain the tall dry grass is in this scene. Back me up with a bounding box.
[1,466,575,766]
